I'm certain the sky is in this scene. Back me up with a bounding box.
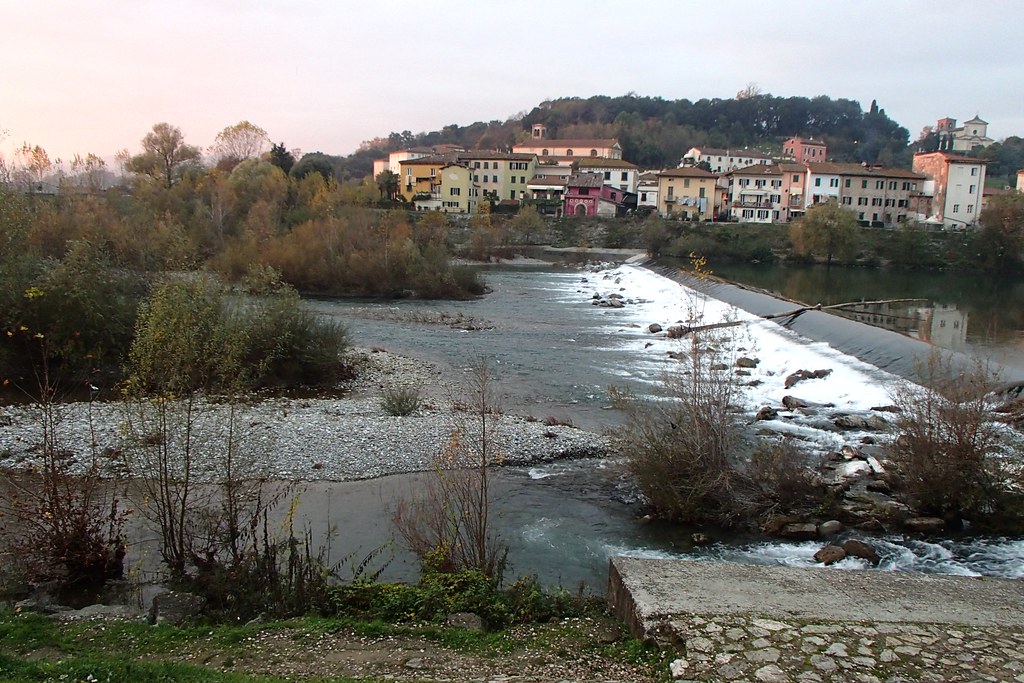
[3,0,1023,166]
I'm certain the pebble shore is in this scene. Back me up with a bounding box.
[0,349,611,482]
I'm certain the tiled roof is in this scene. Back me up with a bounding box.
[458,151,536,161]
[914,151,988,165]
[805,162,926,179]
[658,168,717,179]
[515,139,620,149]
[726,163,783,176]
[527,174,567,187]
[566,172,605,188]
[573,158,639,170]
[688,147,771,159]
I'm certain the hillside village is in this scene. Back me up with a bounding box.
[376,117,1023,231]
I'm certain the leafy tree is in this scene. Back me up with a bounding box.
[209,120,269,166]
[789,200,859,266]
[128,123,202,189]
[290,152,336,181]
[376,170,399,201]
[976,192,1024,272]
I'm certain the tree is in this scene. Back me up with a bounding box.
[15,143,53,191]
[128,122,202,189]
[267,142,295,176]
[375,170,399,202]
[789,200,859,266]
[976,192,1024,272]
[209,120,269,167]
[290,152,336,181]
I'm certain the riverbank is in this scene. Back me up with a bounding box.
[0,348,611,482]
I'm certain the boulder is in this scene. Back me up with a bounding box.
[608,298,625,308]
[817,520,844,537]
[755,406,778,421]
[841,539,881,565]
[781,395,809,410]
[784,369,833,389]
[148,591,206,626]
[736,357,760,368]
[608,292,624,299]
[832,413,890,431]
[648,323,663,334]
[735,369,751,376]
[813,545,847,565]
[710,363,729,371]
[903,517,946,533]
[665,325,686,339]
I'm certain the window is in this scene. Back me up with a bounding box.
[521,176,526,184]
[845,179,852,188]
[450,187,460,196]
[967,204,974,213]
[621,172,628,181]
[510,191,515,200]
[772,180,781,188]
[566,149,574,157]
[889,181,897,190]
[862,180,868,189]
[430,168,435,177]
[814,178,822,187]
[579,188,590,195]
[641,192,647,201]
[483,162,489,169]
[885,199,894,207]
[684,178,690,188]
[590,149,598,156]
[510,176,516,184]
[773,211,780,220]
[793,174,800,182]
[897,199,908,208]
[604,171,611,180]
[876,180,884,189]
[542,149,548,156]
[699,187,706,198]
[406,168,412,176]
[859,212,865,220]
[969,185,976,193]
[740,178,750,187]
[872,198,882,206]
[953,203,960,212]
[474,162,481,168]
[829,178,839,187]
[755,179,765,188]
[971,167,978,176]
[842,197,852,205]
[858,197,867,206]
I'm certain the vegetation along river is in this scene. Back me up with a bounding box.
[302,263,1024,591]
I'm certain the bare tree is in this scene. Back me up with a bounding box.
[128,123,202,189]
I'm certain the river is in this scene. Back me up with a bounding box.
[298,261,1023,590]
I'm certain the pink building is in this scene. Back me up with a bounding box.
[563,173,632,216]
[782,137,827,164]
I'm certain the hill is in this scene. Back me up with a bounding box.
[336,92,912,179]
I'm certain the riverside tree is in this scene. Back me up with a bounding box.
[128,122,202,189]
[790,199,859,266]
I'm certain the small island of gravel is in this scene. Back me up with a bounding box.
[0,348,612,483]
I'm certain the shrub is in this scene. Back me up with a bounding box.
[744,439,830,518]
[381,385,422,416]
[887,353,1022,524]
[611,324,751,527]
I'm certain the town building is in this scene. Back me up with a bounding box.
[656,167,717,220]
[526,175,567,215]
[636,172,659,211]
[398,156,478,213]
[680,147,771,173]
[726,164,784,223]
[513,124,623,161]
[376,144,466,178]
[458,151,538,203]
[782,137,827,164]
[1017,169,1024,192]
[912,152,987,228]
[572,157,640,193]
[562,173,633,217]
[934,116,994,153]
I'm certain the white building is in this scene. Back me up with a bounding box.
[681,147,772,174]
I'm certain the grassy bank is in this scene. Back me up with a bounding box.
[0,609,670,682]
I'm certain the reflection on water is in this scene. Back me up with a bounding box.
[710,262,1024,371]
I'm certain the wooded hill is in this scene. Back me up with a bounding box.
[336,93,913,179]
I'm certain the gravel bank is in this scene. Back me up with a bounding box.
[0,349,611,482]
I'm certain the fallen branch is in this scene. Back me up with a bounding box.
[763,298,928,322]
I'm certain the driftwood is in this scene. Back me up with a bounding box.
[672,298,927,336]
[762,298,928,323]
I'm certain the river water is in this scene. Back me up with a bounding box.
[299,262,1024,590]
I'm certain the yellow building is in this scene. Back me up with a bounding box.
[657,168,718,220]
[436,163,476,214]
[398,155,447,203]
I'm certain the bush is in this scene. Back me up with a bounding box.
[744,439,830,518]
[381,385,422,416]
[887,353,1023,524]
[611,324,751,527]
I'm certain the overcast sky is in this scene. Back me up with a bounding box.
[3,0,1022,165]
